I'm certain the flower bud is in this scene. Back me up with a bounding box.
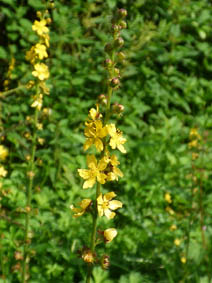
[119,20,127,29]
[101,255,110,270]
[114,37,124,48]
[47,18,52,24]
[114,68,120,77]
[110,77,120,88]
[36,11,42,18]
[81,247,95,263]
[104,58,113,68]
[117,52,126,61]
[117,9,127,19]
[112,24,120,32]
[98,94,107,105]
[112,102,124,114]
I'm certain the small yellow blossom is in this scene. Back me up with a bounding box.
[32,63,49,81]
[189,128,201,140]
[78,155,108,189]
[70,199,92,218]
[84,120,108,152]
[26,46,36,63]
[104,228,117,243]
[0,145,8,161]
[81,248,95,263]
[34,43,48,60]
[40,81,50,95]
[188,140,198,148]
[174,238,181,246]
[32,19,49,36]
[104,154,123,181]
[170,224,177,231]
[31,94,43,111]
[88,105,102,121]
[0,166,7,177]
[36,123,43,130]
[166,206,175,215]
[107,124,126,153]
[38,138,45,145]
[97,192,122,219]
[181,257,186,264]
[165,193,172,204]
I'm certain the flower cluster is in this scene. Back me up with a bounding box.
[71,9,127,273]
[0,145,8,179]
[26,10,51,113]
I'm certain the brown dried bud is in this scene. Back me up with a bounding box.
[14,251,23,261]
[101,255,110,270]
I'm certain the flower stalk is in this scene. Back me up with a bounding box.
[71,8,127,283]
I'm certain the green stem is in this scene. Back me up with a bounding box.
[22,103,39,283]
[0,85,26,99]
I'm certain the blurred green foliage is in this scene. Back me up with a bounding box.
[0,0,212,282]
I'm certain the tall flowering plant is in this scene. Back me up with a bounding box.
[70,8,127,282]
[22,8,51,283]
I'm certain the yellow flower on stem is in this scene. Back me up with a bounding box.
[174,238,181,246]
[165,193,172,204]
[31,94,43,111]
[106,154,123,181]
[32,63,49,81]
[0,166,7,177]
[181,257,186,264]
[104,228,117,243]
[107,124,126,153]
[189,128,201,140]
[70,199,92,218]
[78,155,108,189]
[88,106,102,121]
[188,139,198,148]
[84,120,108,152]
[0,145,8,161]
[32,19,49,36]
[97,192,122,219]
[34,43,48,60]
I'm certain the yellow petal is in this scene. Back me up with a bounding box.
[97,194,104,205]
[107,124,116,136]
[78,169,90,179]
[83,139,93,151]
[83,178,96,189]
[97,173,107,184]
[80,199,92,209]
[104,228,117,243]
[113,167,123,177]
[104,192,116,201]
[117,144,126,153]
[109,138,116,149]
[104,209,116,219]
[98,158,108,171]
[89,108,97,120]
[109,200,122,210]
[87,155,97,169]
[94,138,103,152]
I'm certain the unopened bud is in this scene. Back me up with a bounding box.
[119,20,127,29]
[110,77,120,88]
[14,251,23,261]
[104,59,113,68]
[25,206,31,213]
[112,24,120,32]
[36,11,42,18]
[112,102,124,114]
[98,94,107,105]
[114,68,120,77]
[101,255,110,270]
[47,18,52,24]
[114,37,124,48]
[117,9,127,19]
[81,248,95,263]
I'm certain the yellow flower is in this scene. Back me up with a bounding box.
[0,145,8,161]
[88,105,102,121]
[174,238,181,246]
[70,199,92,218]
[107,124,126,153]
[165,193,172,203]
[34,43,48,60]
[31,94,43,110]
[78,155,108,189]
[0,166,7,177]
[170,224,177,231]
[84,120,108,152]
[81,248,95,263]
[166,206,175,215]
[97,192,122,219]
[42,33,50,47]
[189,128,201,140]
[104,154,123,181]
[32,63,49,81]
[32,19,49,36]
[181,257,186,264]
[25,46,36,63]
[36,123,43,130]
[188,139,198,148]
[38,138,45,145]
[104,228,117,243]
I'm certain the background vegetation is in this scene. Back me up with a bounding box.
[0,0,212,282]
